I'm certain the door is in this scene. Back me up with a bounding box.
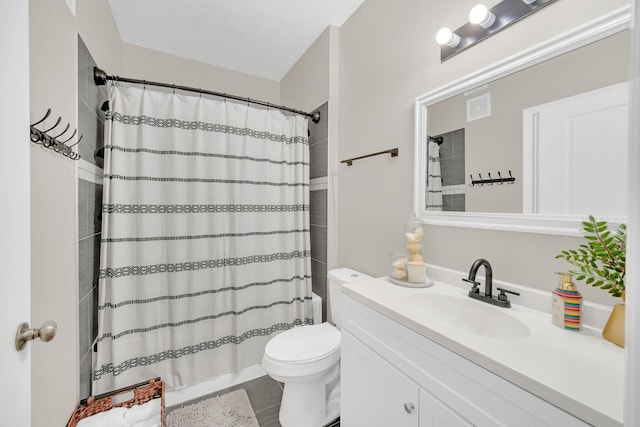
[420,389,473,427]
[523,82,629,216]
[341,331,419,427]
[0,0,32,425]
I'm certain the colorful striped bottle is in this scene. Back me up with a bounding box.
[551,272,582,331]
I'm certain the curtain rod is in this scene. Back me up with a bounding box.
[93,67,321,124]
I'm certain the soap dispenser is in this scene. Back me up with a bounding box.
[552,272,582,331]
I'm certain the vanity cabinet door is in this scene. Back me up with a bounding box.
[419,389,473,427]
[341,330,419,427]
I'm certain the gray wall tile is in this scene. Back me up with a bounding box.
[78,179,89,239]
[308,102,328,144]
[78,37,108,121]
[309,190,326,226]
[79,292,91,359]
[443,195,453,211]
[79,351,92,399]
[310,225,327,263]
[309,138,328,179]
[78,105,104,167]
[453,128,465,157]
[451,194,466,212]
[79,236,96,299]
[438,133,453,159]
[440,156,465,186]
[311,259,327,322]
[78,36,104,399]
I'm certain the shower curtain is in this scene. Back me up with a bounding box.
[93,86,313,394]
[426,140,443,211]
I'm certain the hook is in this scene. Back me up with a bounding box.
[42,116,62,134]
[53,123,70,139]
[487,172,493,184]
[509,170,513,178]
[30,128,42,143]
[497,171,504,184]
[31,109,51,127]
[59,129,77,144]
[67,134,83,148]
[469,174,474,186]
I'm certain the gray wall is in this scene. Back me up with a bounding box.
[77,36,106,399]
[309,102,329,321]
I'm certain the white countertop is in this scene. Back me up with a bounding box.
[342,277,624,427]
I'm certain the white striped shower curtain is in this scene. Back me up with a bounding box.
[426,140,443,211]
[93,86,313,394]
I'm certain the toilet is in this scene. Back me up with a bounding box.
[262,268,372,427]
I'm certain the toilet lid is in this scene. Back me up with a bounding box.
[265,323,340,364]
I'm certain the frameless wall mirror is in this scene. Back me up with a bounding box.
[414,7,631,236]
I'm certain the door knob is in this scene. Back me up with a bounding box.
[15,320,57,351]
[404,402,415,414]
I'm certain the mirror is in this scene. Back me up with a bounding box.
[414,8,630,235]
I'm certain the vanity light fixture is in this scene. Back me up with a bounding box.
[436,0,557,62]
[469,4,496,29]
[436,27,461,48]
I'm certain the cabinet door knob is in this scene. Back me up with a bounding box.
[404,402,415,414]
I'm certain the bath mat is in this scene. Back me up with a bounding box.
[167,389,259,427]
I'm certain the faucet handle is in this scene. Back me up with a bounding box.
[496,287,520,301]
[462,278,481,293]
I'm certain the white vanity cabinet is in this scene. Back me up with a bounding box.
[340,294,590,427]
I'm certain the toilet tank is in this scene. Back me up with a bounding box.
[327,268,373,328]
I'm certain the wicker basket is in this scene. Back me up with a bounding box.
[67,378,165,427]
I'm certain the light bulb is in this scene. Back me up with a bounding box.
[435,27,460,47]
[469,4,496,29]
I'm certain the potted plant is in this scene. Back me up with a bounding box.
[556,215,626,347]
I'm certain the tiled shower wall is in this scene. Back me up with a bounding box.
[308,102,329,321]
[77,37,106,399]
[438,128,466,212]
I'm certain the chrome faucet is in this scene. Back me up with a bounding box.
[463,258,519,308]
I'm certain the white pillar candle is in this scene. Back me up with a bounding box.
[407,261,426,283]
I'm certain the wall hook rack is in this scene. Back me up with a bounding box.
[29,109,82,160]
[341,148,399,166]
[470,170,516,186]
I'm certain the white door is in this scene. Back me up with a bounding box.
[419,389,473,427]
[0,0,32,425]
[341,331,419,427]
[523,82,628,217]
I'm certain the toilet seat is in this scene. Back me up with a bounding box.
[265,323,340,363]
[263,323,341,379]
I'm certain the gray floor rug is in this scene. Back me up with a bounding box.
[167,389,260,427]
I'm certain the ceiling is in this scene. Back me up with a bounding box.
[107,0,365,81]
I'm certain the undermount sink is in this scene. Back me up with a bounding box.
[406,293,531,340]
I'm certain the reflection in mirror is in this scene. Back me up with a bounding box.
[425,29,629,217]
